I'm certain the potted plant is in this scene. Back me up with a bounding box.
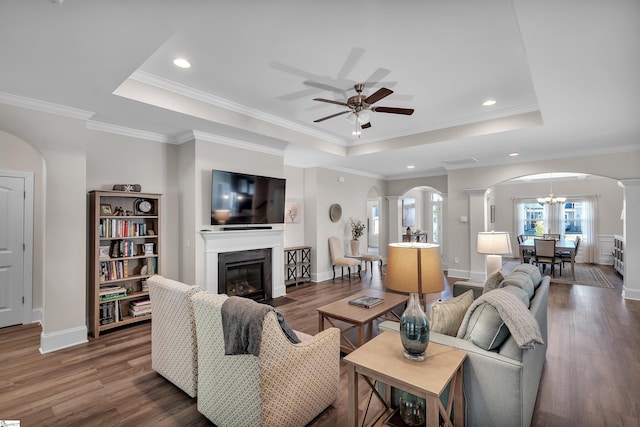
[349,217,366,255]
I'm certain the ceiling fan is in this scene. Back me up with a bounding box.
[312,83,414,135]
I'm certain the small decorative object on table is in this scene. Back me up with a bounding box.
[348,295,384,308]
[399,392,427,426]
[113,184,142,192]
[99,246,110,260]
[100,204,112,215]
[143,243,154,255]
[349,217,365,255]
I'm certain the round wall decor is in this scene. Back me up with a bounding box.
[329,203,342,222]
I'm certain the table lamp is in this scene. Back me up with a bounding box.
[477,231,512,276]
[385,243,445,361]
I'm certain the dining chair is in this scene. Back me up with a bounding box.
[518,234,535,263]
[560,237,580,269]
[534,239,562,277]
[328,236,360,282]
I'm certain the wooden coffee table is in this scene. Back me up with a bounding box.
[344,332,466,427]
[317,290,408,354]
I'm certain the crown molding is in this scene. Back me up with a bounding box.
[192,130,285,157]
[129,70,345,146]
[0,91,94,120]
[86,121,174,143]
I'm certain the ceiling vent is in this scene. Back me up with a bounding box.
[442,157,479,166]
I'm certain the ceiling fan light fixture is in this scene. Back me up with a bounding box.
[358,112,370,124]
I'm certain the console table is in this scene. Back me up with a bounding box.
[403,232,427,243]
[284,246,311,287]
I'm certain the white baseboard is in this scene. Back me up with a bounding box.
[622,286,640,301]
[31,307,43,324]
[447,268,470,279]
[40,325,88,354]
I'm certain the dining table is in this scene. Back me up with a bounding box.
[519,238,577,280]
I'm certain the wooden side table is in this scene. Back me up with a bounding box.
[344,332,466,427]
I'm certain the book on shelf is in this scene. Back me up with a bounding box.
[348,295,385,308]
[99,285,128,301]
[130,299,150,307]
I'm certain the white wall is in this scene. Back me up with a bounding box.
[492,175,624,239]
[283,165,306,248]
[0,104,87,352]
[303,167,385,281]
[446,151,640,279]
[0,130,45,315]
[191,138,285,288]
[86,130,180,280]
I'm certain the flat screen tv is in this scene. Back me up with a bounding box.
[211,169,286,225]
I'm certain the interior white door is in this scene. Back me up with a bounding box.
[0,176,25,328]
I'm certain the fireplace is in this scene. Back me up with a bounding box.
[201,227,285,298]
[218,248,272,301]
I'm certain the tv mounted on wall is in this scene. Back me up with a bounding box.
[211,169,286,226]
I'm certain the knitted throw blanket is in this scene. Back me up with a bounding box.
[456,289,544,349]
[221,296,272,356]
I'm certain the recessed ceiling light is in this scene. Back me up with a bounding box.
[482,99,496,106]
[509,152,520,157]
[407,165,415,169]
[173,58,191,69]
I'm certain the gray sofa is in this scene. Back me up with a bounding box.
[380,264,549,427]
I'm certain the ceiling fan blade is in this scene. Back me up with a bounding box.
[362,68,391,87]
[371,106,415,115]
[364,88,393,105]
[313,110,351,123]
[304,80,347,95]
[338,47,365,78]
[278,87,321,101]
[361,122,372,129]
[313,98,349,107]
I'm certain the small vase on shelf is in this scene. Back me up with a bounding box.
[399,391,427,426]
[350,239,359,256]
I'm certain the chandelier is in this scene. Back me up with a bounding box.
[537,173,566,205]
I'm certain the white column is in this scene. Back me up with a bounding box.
[386,196,403,245]
[465,188,489,282]
[620,179,640,300]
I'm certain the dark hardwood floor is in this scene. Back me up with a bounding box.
[1,264,638,426]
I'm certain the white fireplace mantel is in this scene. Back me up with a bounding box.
[200,228,285,298]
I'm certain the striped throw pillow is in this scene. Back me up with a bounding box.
[429,290,474,336]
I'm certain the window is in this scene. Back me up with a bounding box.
[522,202,544,236]
[431,193,442,244]
[563,201,583,240]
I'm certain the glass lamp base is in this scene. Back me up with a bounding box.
[399,293,430,362]
[403,350,426,362]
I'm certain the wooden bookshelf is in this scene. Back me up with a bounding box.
[88,190,161,338]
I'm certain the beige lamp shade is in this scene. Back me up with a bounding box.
[386,243,445,294]
[477,232,512,255]
[213,209,231,223]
